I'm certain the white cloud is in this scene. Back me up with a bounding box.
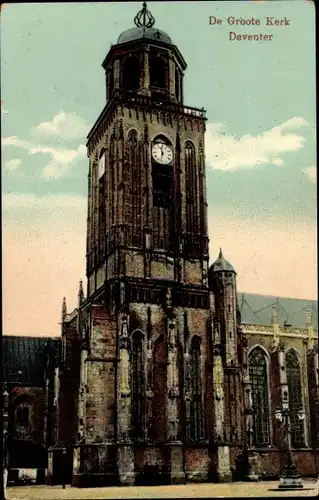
[2,135,87,179]
[41,144,87,179]
[31,111,90,140]
[2,136,31,149]
[271,158,284,167]
[206,117,309,171]
[304,166,316,184]
[5,158,22,172]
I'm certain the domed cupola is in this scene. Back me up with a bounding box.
[118,3,172,45]
[102,2,186,104]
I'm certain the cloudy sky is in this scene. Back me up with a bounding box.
[2,1,316,337]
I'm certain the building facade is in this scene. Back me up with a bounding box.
[2,2,318,488]
[2,336,59,484]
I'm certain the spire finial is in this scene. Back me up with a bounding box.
[306,308,312,328]
[61,297,67,322]
[218,247,223,259]
[134,1,155,29]
[78,280,84,306]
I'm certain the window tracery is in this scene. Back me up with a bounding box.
[286,349,305,448]
[248,347,271,447]
[189,337,203,442]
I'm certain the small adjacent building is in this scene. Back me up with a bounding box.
[2,336,59,484]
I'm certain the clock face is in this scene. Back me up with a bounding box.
[152,143,173,165]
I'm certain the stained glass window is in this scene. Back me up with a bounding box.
[132,331,145,442]
[190,337,203,442]
[248,347,270,447]
[286,349,305,448]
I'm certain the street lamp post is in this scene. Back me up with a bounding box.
[274,403,305,489]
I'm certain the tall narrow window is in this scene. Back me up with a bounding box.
[128,130,141,246]
[152,137,173,250]
[152,163,172,208]
[248,347,270,447]
[190,337,203,442]
[121,57,140,92]
[98,151,106,256]
[150,57,167,89]
[107,70,114,99]
[286,350,305,448]
[132,331,145,442]
[175,68,180,101]
[185,142,198,234]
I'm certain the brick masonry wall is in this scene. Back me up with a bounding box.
[59,323,81,447]
[85,306,117,443]
[184,448,210,481]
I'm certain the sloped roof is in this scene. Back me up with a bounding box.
[210,248,235,274]
[238,292,318,329]
[117,27,172,45]
[2,336,60,387]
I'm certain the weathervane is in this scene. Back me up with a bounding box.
[134,2,155,29]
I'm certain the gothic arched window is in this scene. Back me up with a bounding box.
[98,150,106,252]
[286,349,305,448]
[107,69,114,100]
[190,337,203,442]
[128,130,142,246]
[152,137,173,209]
[132,331,145,442]
[185,142,198,235]
[248,347,270,447]
[175,68,180,101]
[151,136,173,249]
[13,397,34,440]
[121,57,140,92]
[150,57,167,90]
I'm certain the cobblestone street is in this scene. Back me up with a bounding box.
[5,480,319,500]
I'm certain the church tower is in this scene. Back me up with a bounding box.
[72,3,217,487]
[209,249,244,475]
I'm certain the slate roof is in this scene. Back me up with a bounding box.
[117,27,172,45]
[2,336,60,387]
[238,292,318,330]
[210,248,235,274]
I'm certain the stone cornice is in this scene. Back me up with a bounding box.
[87,90,206,153]
[241,323,317,339]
